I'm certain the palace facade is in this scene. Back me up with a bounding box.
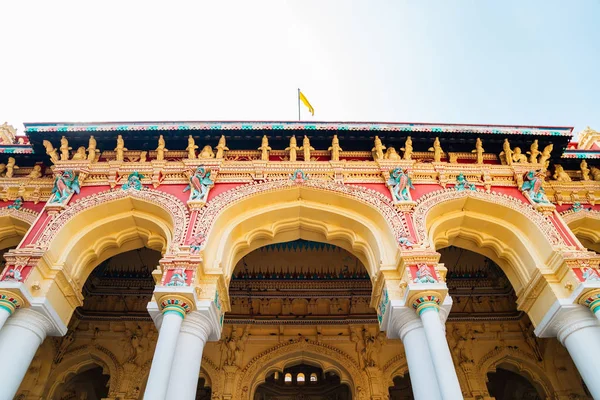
[0,121,600,400]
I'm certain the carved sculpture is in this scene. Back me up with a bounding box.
[413,263,437,283]
[401,136,413,160]
[581,160,590,181]
[72,146,87,161]
[258,135,271,161]
[216,135,229,158]
[184,166,214,201]
[222,327,249,367]
[114,135,127,161]
[429,137,443,162]
[186,135,198,159]
[285,135,300,162]
[553,165,571,182]
[27,165,42,179]
[372,136,386,160]
[387,168,414,202]
[156,135,167,161]
[384,147,401,160]
[528,139,540,163]
[199,145,215,159]
[539,144,553,169]
[43,140,59,164]
[122,171,144,190]
[328,135,342,161]
[7,197,23,210]
[3,268,22,282]
[512,147,528,163]
[290,169,309,183]
[60,136,71,161]
[582,267,600,282]
[591,167,600,181]
[455,173,475,191]
[472,138,484,164]
[166,268,187,286]
[521,170,549,203]
[301,135,314,161]
[5,157,18,178]
[87,136,98,162]
[50,170,80,204]
[500,139,513,166]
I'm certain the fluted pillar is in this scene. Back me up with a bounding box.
[165,310,217,400]
[413,295,463,400]
[144,300,187,400]
[0,308,53,400]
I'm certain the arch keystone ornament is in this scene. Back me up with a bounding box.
[385,167,417,211]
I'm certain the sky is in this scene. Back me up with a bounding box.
[1,1,599,139]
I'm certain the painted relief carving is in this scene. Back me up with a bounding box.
[455,173,476,191]
[50,170,80,204]
[290,169,309,183]
[521,170,550,204]
[2,268,23,282]
[166,268,188,287]
[387,167,414,202]
[412,263,438,283]
[184,165,214,203]
[7,197,23,210]
[121,171,144,190]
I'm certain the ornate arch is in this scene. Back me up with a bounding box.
[35,188,189,250]
[45,344,123,399]
[236,338,368,400]
[194,180,408,241]
[0,207,38,225]
[561,209,600,252]
[477,347,554,398]
[0,207,37,250]
[382,353,408,387]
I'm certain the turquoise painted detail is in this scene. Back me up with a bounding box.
[163,309,185,318]
[0,304,13,314]
[148,126,158,130]
[241,125,253,130]
[417,305,439,316]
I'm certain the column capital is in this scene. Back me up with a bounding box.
[5,308,54,342]
[158,295,192,318]
[535,301,600,342]
[0,290,25,315]
[180,309,221,342]
[409,291,443,316]
[579,291,600,315]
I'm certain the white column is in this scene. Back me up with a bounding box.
[557,307,600,399]
[583,294,600,323]
[0,307,10,332]
[165,311,214,400]
[0,292,24,332]
[399,318,442,400]
[417,301,463,400]
[0,308,53,400]
[144,309,185,400]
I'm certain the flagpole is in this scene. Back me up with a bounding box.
[298,88,301,121]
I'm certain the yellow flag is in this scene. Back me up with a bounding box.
[299,91,315,116]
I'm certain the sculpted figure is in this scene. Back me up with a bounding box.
[216,135,229,158]
[72,146,87,160]
[27,165,42,179]
[429,137,443,162]
[186,135,198,159]
[553,165,571,182]
[501,138,513,166]
[258,135,271,161]
[122,171,144,190]
[591,167,600,181]
[156,135,167,161]
[387,168,414,201]
[0,163,5,175]
[5,157,18,178]
[582,267,600,282]
[166,268,188,286]
[521,170,549,203]
[301,135,314,161]
[539,144,553,169]
[528,139,540,163]
[328,135,342,161]
[285,135,300,162]
[384,147,401,160]
[114,135,127,161]
[401,136,413,160]
[43,140,59,164]
[455,173,475,191]
[372,136,386,160]
[3,268,22,282]
[512,147,528,163]
[199,145,215,159]
[60,136,71,161]
[50,170,80,204]
[413,263,437,283]
[87,135,98,161]
[139,151,147,162]
[581,160,590,181]
[7,197,22,210]
[472,138,484,164]
[184,166,214,201]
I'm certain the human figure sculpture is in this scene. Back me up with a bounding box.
[328,135,342,161]
[372,136,386,160]
[3,268,22,282]
[87,135,98,162]
[455,173,476,191]
[429,137,443,162]
[591,167,600,181]
[60,136,71,161]
[199,145,215,159]
[472,138,484,164]
[27,165,42,179]
[553,165,571,182]
[156,135,167,161]
[512,147,528,163]
[114,135,127,161]
[186,135,198,159]
[5,157,18,178]
[43,140,59,164]
[72,146,87,160]
[582,267,600,282]
[301,135,314,161]
[216,135,229,158]
[166,269,187,286]
[528,140,540,163]
[387,168,414,201]
[122,171,144,190]
[401,136,413,160]
[413,263,437,283]
[539,144,553,169]
[184,166,214,201]
[285,135,300,162]
[521,170,549,203]
[384,147,401,160]
[501,139,513,166]
[581,160,591,181]
[50,170,81,204]
[258,135,271,161]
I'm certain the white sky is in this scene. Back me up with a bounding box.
[1,1,599,137]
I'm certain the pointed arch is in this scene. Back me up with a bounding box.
[562,210,600,253]
[196,180,406,282]
[0,208,37,250]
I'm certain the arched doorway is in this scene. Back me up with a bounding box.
[254,364,351,400]
[196,377,212,400]
[388,374,414,400]
[50,364,110,400]
[486,365,544,400]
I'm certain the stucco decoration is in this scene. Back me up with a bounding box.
[0,208,36,250]
[194,179,408,244]
[237,338,368,400]
[35,188,189,251]
[413,188,566,248]
[561,209,600,250]
[0,207,38,225]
